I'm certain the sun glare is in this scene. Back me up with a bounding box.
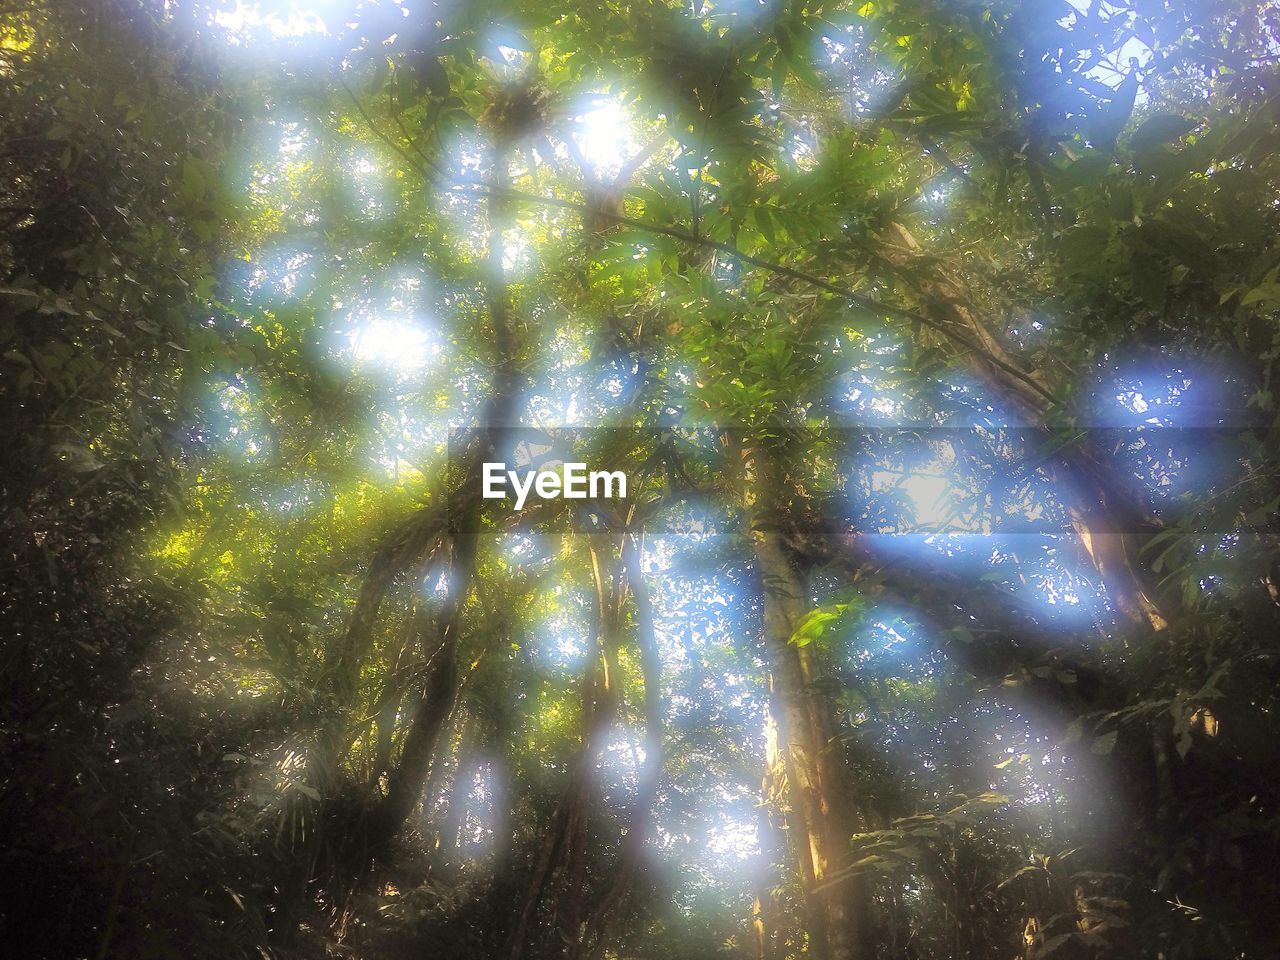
[869,466,958,531]
[213,0,330,39]
[347,317,440,373]
[572,98,636,178]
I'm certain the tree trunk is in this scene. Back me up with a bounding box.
[505,535,626,960]
[572,532,665,960]
[368,143,523,853]
[877,221,1172,635]
[739,437,874,960]
[756,706,789,960]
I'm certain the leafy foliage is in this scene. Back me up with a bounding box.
[3,1,1280,959]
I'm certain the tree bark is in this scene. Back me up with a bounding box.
[367,143,524,854]
[877,221,1172,635]
[739,437,874,960]
[571,532,665,960]
[756,705,790,960]
[505,535,626,960]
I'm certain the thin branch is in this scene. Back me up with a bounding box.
[610,133,669,190]
[335,77,1057,407]
[453,183,1058,406]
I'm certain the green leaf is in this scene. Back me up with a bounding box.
[1129,113,1196,152]
[0,287,40,315]
[421,55,450,97]
[181,159,207,201]
[1089,73,1137,150]
[1241,283,1280,307]
[1091,730,1119,755]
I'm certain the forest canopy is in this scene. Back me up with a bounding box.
[3,1,1280,959]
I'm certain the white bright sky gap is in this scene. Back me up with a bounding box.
[212,0,330,38]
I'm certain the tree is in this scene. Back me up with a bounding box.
[4,1,1280,959]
